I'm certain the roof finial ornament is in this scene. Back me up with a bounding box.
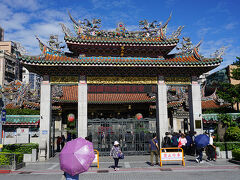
[59,23,73,37]
[14,42,27,56]
[170,26,184,39]
[176,37,193,54]
[211,46,227,58]
[48,35,65,51]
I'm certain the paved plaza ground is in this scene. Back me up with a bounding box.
[0,154,240,180]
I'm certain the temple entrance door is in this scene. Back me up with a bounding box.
[87,118,156,156]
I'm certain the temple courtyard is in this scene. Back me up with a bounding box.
[0,155,239,180]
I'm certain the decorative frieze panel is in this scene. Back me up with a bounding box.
[165,77,191,85]
[50,76,78,84]
[87,76,157,84]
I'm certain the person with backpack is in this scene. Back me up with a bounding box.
[185,133,193,155]
[149,134,159,166]
[171,132,179,147]
[163,132,172,148]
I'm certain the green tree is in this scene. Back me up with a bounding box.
[217,56,240,111]
[232,56,240,80]
[217,114,237,127]
[217,83,237,109]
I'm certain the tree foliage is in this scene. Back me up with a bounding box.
[217,83,238,106]
[232,56,240,80]
[225,126,240,141]
[217,114,238,127]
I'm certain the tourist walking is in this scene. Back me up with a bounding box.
[185,133,193,155]
[194,134,210,163]
[149,134,159,166]
[163,132,172,148]
[206,134,216,161]
[178,134,187,156]
[57,136,62,152]
[171,132,179,147]
[61,135,66,150]
[110,141,123,171]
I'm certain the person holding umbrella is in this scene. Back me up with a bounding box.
[59,137,95,179]
[194,134,210,163]
[110,141,122,171]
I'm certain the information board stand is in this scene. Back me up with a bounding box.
[160,147,185,167]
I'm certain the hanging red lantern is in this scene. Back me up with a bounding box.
[68,114,75,122]
[135,113,143,120]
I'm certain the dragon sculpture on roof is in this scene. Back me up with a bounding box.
[66,11,179,40]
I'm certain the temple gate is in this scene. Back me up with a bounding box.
[19,13,223,159]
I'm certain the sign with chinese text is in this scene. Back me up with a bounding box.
[165,77,191,85]
[161,152,183,161]
[51,76,78,84]
[88,85,157,93]
[160,147,185,167]
[87,77,157,84]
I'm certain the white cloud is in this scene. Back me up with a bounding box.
[225,22,238,30]
[0,4,13,20]
[0,13,30,31]
[197,27,212,38]
[2,0,41,11]
[164,0,176,7]
[199,38,239,73]
[91,0,132,10]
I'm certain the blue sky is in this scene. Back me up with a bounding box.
[0,0,239,72]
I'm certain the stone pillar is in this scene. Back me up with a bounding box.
[188,76,203,135]
[156,76,168,147]
[172,117,178,132]
[39,75,52,160]
[78,75,88,138]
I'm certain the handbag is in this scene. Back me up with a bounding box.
[118,152,124,159]
[178,140,182,148]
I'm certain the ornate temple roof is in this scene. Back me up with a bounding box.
[18,53,222,67]
[53,85,155,104]
[201,100,230,110]
[4,115,40,126]
[19,12,224,76]
[65,36,179,46]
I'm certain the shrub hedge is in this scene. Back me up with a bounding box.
[0,152,23,165]
[214,142,240,151]
[232,149,240,160]
[2,143,38,154]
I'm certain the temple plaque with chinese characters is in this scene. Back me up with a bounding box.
[51,76,78,84]
[87,77,157,84]
[165,77,191,85]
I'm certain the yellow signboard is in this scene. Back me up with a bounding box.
[0,144,3,149]
[87,77,157,84]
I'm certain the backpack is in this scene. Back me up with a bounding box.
[171,136,178,147]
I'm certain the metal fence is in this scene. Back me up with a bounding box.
[88,118,156,156]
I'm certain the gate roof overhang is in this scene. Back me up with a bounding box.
[19,55,222,77]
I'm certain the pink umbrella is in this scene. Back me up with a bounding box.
[59,137,95,176]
